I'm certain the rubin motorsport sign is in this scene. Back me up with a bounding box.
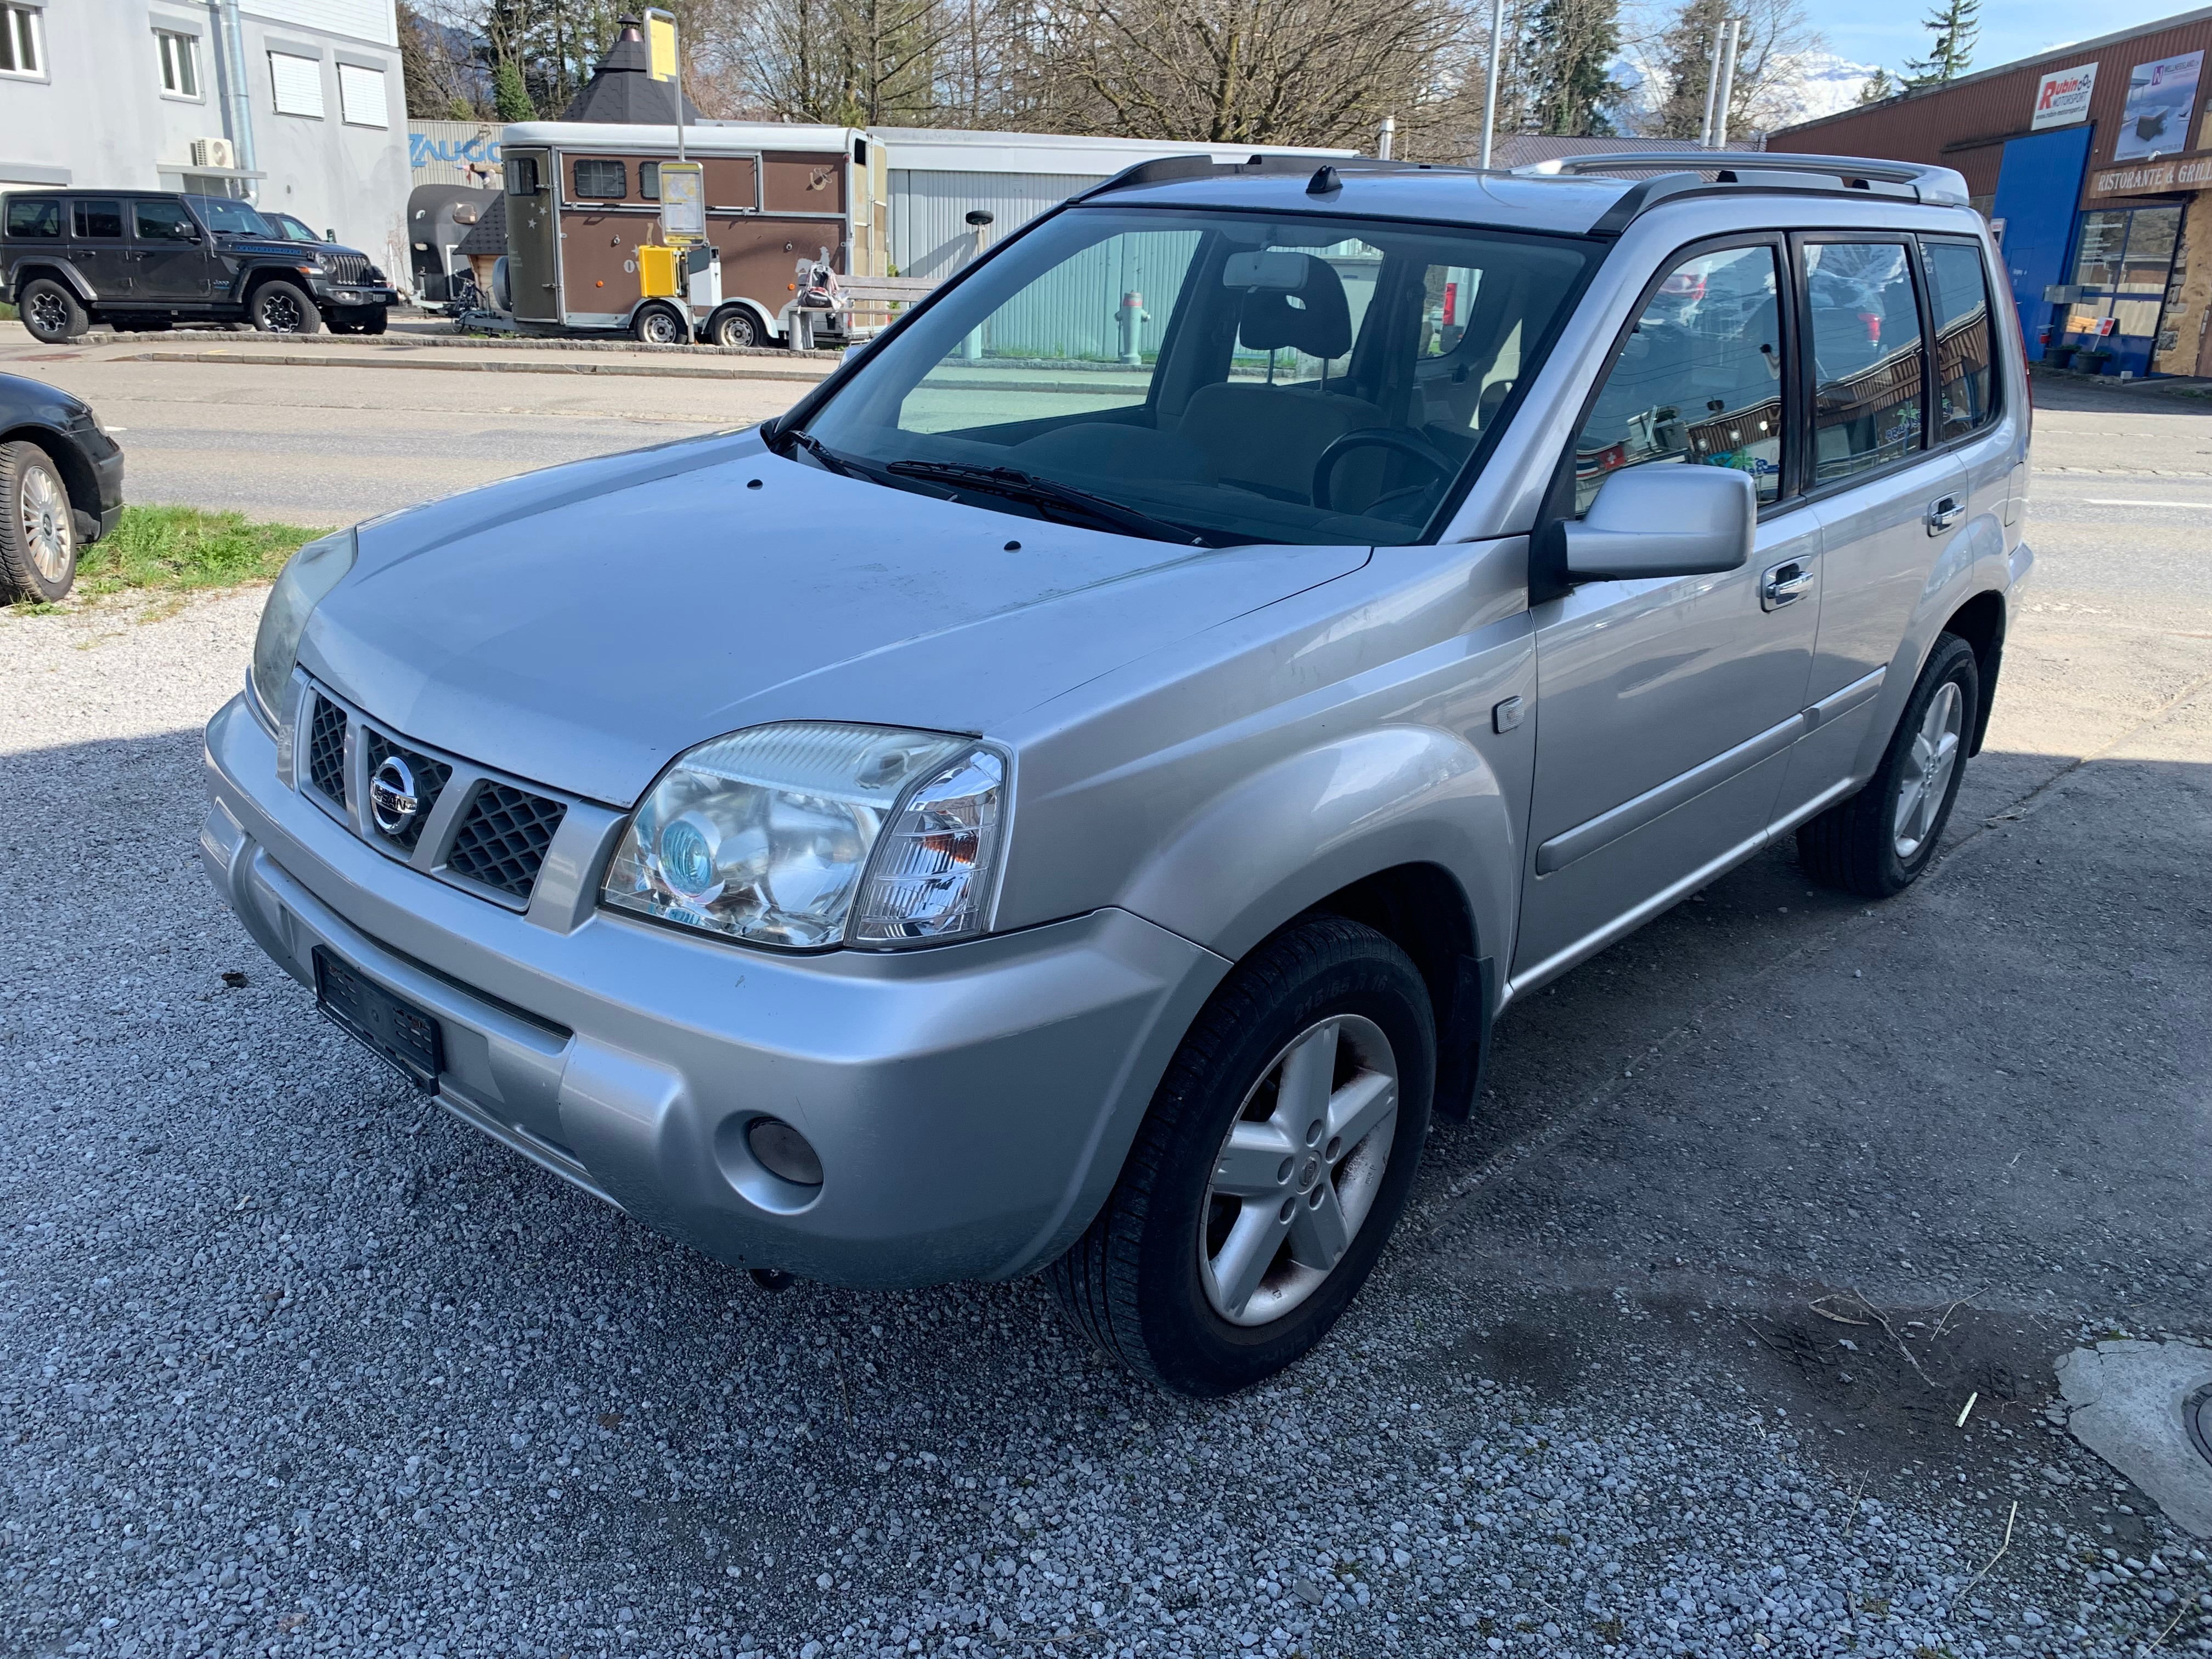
[2032,62,2098,130]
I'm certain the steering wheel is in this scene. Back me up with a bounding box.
[1312,428,1457,513]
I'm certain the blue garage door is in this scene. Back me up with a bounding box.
[1991,125,2095,362]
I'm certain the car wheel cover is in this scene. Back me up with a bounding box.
[644,309,680,343]
[260,291,304,332]
[719,313,755,347]
[1893,679,1962,860]
[19,463,72,582]
[27,290,68,335]
[1199,1013,1398,1328]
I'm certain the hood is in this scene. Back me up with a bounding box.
[301,433,1370,805]
[219,234,366,261]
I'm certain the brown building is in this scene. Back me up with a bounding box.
[1770,8,2212,377]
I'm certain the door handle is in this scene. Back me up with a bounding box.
[1925,494,1964,534]
[1761,560,1815,612]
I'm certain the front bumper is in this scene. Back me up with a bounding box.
[311,283,397,308]
[200,696,1224,1285]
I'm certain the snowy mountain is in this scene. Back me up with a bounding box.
[1608,48,1884,138]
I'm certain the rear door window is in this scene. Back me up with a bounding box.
[1805,241,1925,486]
[1573,244,1784,512]
[73,199,124,238]
[1921,240,1996,442]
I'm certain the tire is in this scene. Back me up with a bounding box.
[707,307,760,348]
[0,441,79,603]
[361,307,387,336]
[1048,916,1435,1396]
[18,278,88,344]
[1798,633,1980,899]
[633,303,688,346]
[250,281,321,335]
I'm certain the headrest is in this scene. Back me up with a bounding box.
[1227,251,1352,359]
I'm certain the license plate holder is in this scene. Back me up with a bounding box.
[313,946,443,1093]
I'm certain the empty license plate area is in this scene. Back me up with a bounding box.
[313,945,443,1092]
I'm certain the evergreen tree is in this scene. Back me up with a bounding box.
[1856,66,1895,104]
[494,56,536,119]
[1901,0,1975,88]
[1648,0,1728,139]
[1523,0,1623,136]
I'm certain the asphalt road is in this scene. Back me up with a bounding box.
[0,324,811,524]
[0,372,2207,1659]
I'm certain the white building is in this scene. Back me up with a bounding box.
[0,0,409,275]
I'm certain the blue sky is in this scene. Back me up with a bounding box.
[1820,0,2194,75]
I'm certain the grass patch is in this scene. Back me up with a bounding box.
[0,300,16,321]
[66,505,328,601]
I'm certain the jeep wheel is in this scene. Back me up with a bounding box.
[251,281,322,335]
[1798,633,1980,898]
[633,303,689,346]
[19,278,89,345]
[1048,916,1435,1396]
[707,307,759,348]
[0,441,78,603]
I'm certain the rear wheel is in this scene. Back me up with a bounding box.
[633,303,689,346]
[1798,633,1980,898]
[251,281,321,335]
[0,441,79,602]
[1048,916,1434,1396]
[19,278,88,344]
[707,307,759,348]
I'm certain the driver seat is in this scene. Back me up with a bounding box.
[1178,257,1381,504]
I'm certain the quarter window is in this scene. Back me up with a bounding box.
[74,199,125,238]
[1922,241,1996,442]
[0,2,40,76]
[1805,241,1925,486]
[5,196,61,237]
[639,161,661,201]
[134,199,198,242]
[157,29,198,95]
[506,155,541,196]
[1574,244,1783,513]
[573,159,627,199]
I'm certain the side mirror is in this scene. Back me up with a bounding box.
[1564,465,1756,582]
[325,229,337,242]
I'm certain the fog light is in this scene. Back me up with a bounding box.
[747,1118,822,1186]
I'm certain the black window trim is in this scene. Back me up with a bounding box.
[1916,232,2005,444]
[570,157,630,202]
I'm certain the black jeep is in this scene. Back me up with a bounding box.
[2,191,396,342]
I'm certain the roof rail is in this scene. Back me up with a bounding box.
[1518,149,1973,213]
[1076,153,1465,200]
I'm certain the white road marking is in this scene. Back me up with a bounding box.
[2079,498,2210,508]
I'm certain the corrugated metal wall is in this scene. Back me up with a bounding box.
[1770,14,2212,207]
[889,169,1105,279]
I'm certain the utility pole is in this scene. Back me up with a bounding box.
[1378,115,1396,159]
[1713,18,1741,149]
[1698,18,1726,148]
[1479,0,1506,167]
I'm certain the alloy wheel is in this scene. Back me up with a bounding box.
[18,462,72,582]
[1892,679,1962,860]
[1199,1014,1399,1328]
[259,291,305,332]
[27,291,67,336]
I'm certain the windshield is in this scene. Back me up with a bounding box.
[794,206,1594,546]
[184,195,275,237]
[270,212,320,242]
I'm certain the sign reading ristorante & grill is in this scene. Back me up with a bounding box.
[2089,150,2212,196]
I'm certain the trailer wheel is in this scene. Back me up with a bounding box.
[633,303,689,346]
[706,307,760,349]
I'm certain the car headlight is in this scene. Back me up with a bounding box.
[250,529,356,724]
[601,722,1008,950]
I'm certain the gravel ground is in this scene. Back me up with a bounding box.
[4,384,2210,1659]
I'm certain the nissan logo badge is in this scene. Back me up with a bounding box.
[369,755,420,836]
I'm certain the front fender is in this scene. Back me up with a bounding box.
[1117,723,1519,972]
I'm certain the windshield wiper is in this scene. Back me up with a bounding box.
[775,426,864,479]
[885,460,1220,546]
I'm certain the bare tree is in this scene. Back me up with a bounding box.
[1638,0,1820,142]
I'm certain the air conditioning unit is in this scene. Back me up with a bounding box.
[190,137,238,170]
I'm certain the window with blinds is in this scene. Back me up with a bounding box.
[337,61,387,127]
[269,50,324,117]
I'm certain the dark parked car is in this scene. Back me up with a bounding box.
[2,190,395,342]
[0,374,124,602]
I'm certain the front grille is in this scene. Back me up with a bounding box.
[323,252,371,285]
[360,730,452,851]
[445,782,567,900]
[306,696,348,802]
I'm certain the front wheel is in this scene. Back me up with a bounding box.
[1048,916,1435,1396]
[0,441,79,602]
[251,281,321,335]
[1798,633,1980,898]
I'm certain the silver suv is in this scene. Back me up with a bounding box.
[202,151,2029,1395]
